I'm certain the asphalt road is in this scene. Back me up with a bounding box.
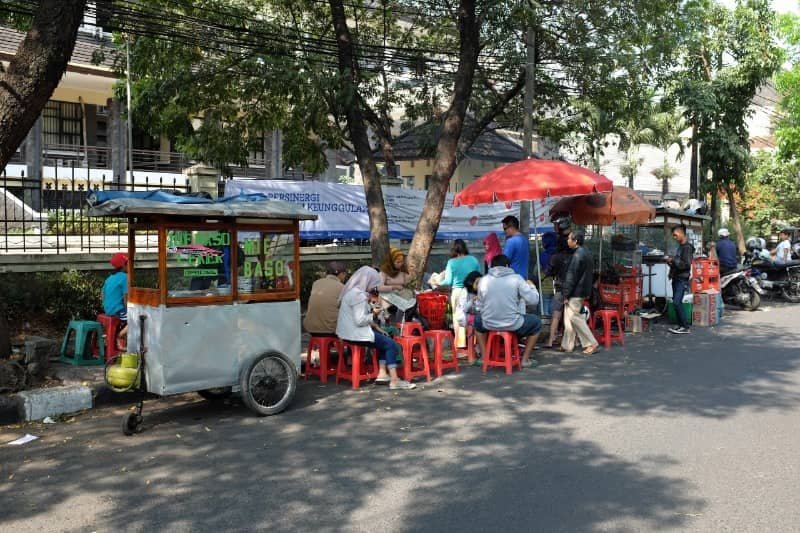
[2,302,800,532]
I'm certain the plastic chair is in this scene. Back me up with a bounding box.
[591,309,624,348]
[96,314,123,363]
[60,320,105,366]
[305,334,341,384]
[424,329,459,377]
[336,341,379,389]
[396,336,431,383]
[398,321,424,338]
[482,331,520,375]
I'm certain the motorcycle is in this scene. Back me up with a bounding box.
[749,260,800,303]
[743,237,800,303]
[720,267,762,311]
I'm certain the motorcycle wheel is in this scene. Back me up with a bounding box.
[742,288,760,311]
[781,285,800,303]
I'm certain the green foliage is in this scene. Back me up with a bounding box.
[743,151,800,234]
[674,0,783,193]
[46,211,128,236]
[0,270,105,330]
[776,12,800,158]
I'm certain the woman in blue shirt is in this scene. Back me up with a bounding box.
[439,239,481,348]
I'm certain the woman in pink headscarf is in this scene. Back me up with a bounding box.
[483,233,503,274]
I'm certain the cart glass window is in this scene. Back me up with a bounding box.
[131,228,159,290]
[238,230,296,294]
[166,228,233,297]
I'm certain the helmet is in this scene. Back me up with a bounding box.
[718,228,730,238]
[551,212,571,231]
[746,237,764,251]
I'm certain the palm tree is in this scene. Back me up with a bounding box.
[650,109,687,196]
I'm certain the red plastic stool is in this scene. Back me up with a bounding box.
[305,335,341,384]
[483,331,520,375]
[396,336,431,383]
[96,314,123,362]
[424,329,459,377]
[336,341,379,389]
[398,321,424,338]
[591,309,624,348]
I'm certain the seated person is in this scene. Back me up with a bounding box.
[772,229,792,265]
[303,261,348,336]
[379,248,411,292]
[102,253,129,350]
[715,229,738,273]
[474,254,541,368]
[456,271,482,359]
[336,266,415,390]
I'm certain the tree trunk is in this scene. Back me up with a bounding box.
[0,310,10,359]
[329,0,390,265]
[406,0,480,279]
[0,0,87,172]
[725,185,747,255]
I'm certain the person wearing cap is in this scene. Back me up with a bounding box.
[303,261,348,336]
[715,228,738,273]
[103,253,129,349]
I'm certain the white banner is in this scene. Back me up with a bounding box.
[226,179,556,239]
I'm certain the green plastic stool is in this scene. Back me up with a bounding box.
[59,320,105,366]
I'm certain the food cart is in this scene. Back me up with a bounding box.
[639,208,710,301]
[87,191,317,435]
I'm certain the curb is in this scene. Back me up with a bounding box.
[0,381,130,425]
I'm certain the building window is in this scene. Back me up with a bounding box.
[42,101,83,146]
[424,175,432,190]
[249,132,266,165]
[410,160,415,168]
[402,176,414,189]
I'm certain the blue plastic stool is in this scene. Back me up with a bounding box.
[59,320,105,366]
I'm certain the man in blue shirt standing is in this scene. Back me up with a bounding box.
[501,215,529,279]
[715,228,738,274]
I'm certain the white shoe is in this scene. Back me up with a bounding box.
[389,379,416,390]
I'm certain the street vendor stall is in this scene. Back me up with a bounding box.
[87,190,317,435]
[638,208,710,300]
[550,186,655,317]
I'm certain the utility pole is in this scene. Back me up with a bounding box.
[519,20,536,235]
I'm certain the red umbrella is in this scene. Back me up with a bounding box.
[453,159,613,207]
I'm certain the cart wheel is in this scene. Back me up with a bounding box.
[198,387,233,401]
[240,351,297,416]
[121,412,140,436]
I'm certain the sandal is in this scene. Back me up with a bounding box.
[375,376,390,384]
[583,345,601,356]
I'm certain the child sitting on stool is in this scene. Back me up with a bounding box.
[103,253,129,350]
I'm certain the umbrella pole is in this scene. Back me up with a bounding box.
[599,225,603,284]
[533,205,544,316]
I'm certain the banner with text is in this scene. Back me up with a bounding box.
[226,179,556,240]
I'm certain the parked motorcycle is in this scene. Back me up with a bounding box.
[720,267,762,311]
[749,260,800,303]
[744,237,800,303]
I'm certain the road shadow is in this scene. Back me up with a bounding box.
[1,371,706,532]
[6,304,800,531]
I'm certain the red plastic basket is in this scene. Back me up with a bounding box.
[416,293,448,330]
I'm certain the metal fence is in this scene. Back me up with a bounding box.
[0,166,190,254]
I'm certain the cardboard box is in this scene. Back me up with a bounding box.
[692,309,717,326]
[693,291,719,316]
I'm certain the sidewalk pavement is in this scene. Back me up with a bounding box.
[1,332,315,425]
